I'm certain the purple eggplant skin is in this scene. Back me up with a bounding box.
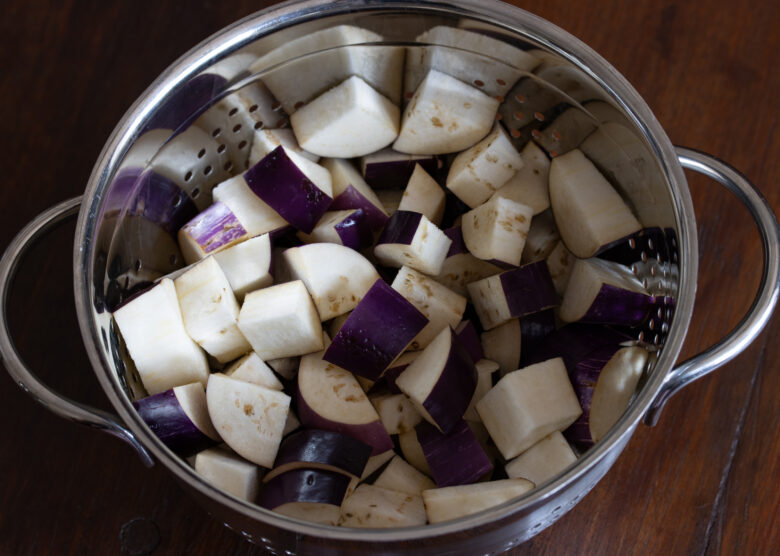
[268,429,372,481]
[295,386,394,455]
[180,201,248,254]
[421,329,478,435]
[440,192,471,230]
[367,363,409,396]
[329,184,389,230]
[525,323,632,372]
[133,389,215,456]
[323,279,428,381]
[443,226,467,257]
[416,419,493,487]
[257,468,352,510]
[596,227,668,265]
[244,145,333,234]
[519,309,556,366]
[579,284,657,327]
[500,261,558,317]
[455,320,484,365]
[363,155,439,190]
[375,210,423,247]
[334,208,374,250]
[142,73,227,133]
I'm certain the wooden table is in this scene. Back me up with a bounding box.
[1,1,777,554]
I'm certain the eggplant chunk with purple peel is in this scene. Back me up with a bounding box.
[339,484,427,528]
[398,163,446,225]
[360,148,439,190]
[436,226,503,296]
[321,157,389,230]
[374,210,452,276]
[491,140,551,215]
[504,431,577,486]
[461,195,534,267]
[258,468,352,526]
[414,419,493,487]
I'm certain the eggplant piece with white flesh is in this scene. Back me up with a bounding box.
[481,319,522,376]
[361,148,439,190]
[224,351,284,391]
[296,209,374,250]
[194,446,261,501]
[397,163,446,225]
[491,140,551,215]
[373,455,436,496]
[211,173,288,237]
[520,209,560,264]
[504,431,577,486]
[461,195,534,267]
[339,484,427,528]
[322,157,389,230]
[369,392,423,435]
[258,468,352,526]
[422,478,535,524]
[248,128,319,167]
[212,233,273,300]
[454,319,484,364]
[435,226,503,296]
[463,359,501,422]
[374,210,452,276]
[177,202,250,265]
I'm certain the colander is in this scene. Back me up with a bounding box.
[1,0,778,554]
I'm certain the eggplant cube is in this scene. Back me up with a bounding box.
[291,75,401,158]
[373,455,436,495]
[339,484,427,528]
[321,157,389,230]
[492,140,551,216]
[194,447,261,501]
[446,124,524,208]
[296,209,374,250]
[480,319,522,376]
[462,196,534,267]
[360,148,439,190]
[435,226,503,297]
[225,351,283,391]
[248,128,319,167]
[415,419,493,487]
[237,280,323,360]
[422,478,535,524]
[258,468,351,526]
[113,279,209,395]
[463,359,500,422]
[395,327,477,434]
[398,164,446,225]
[393,69,500,154]
[476,357,582,460]
[174,256,251,363]
[374,210,452,276]
[504,431,577,486]
[521,209,560,264]
[391,265,467,350]
[212,233,273,300]
[546,240,575,296]
[177,202,249,265]
[212,174,287,236]
[370,393,423,435]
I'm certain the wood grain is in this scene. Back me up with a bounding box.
[0,1,777,554]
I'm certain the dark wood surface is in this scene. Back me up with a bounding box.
[1,1,777,554]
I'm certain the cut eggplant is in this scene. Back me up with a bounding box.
[481,319,521,376]
[393,69,500,154]
[415,420,493,487]
[454,320,484,364]
[475,358,582,460]
[446,124,524,208]
[422,478,535,523]
[518,309,557,367]
[436,226,502,296]
[174,256,250,363]
[244,146,333,234]
[267,356,300,381]
[283,243,380,321]
[258,468,351,526]
[113,279,209,395]
[297,340,393,455]
[373,455,436,495]
[339,484,427,528]
[398,164,446,225]
[360,449,396,481]
[225,351,284,391]
[212,233,273,300]
[524,322,633,372]
[391,266,467,350]
[370,393,423,435]
[206,373,291,468]
[133,382,219,455]
[376,189,404,216]
[322,157,389,230]
[248,128,319,168]
[263,429,372,483]
[177,202,249,265]
[194,446,261,501]
[461,195,534,267]
[296,209,374,250]
[504,431,577,486]
[545,239,575,296]
[360,148,439,190]
[463,359,500,422]
[283,409,301,438]
[237,280,324,360]
[549,148,641,258]
[491,140,551,215]
[467,261,557,330]
[291,76,400,158]
[212,174,289,238]
[374,210,452,276]
[373,351,420,395]
[323,279,428,381]
[398,429,432,477]
[396,327,477,434]
[521,209,560,264]
[596,227,668,266]
[559,257,655,327]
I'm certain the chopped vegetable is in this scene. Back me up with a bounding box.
[194,446,261,501]
[339,484,427,528]
[422,478,535,523]
[415,420,493,487]
[504,431,577,486]
[374,210,452,276]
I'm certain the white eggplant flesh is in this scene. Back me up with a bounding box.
[475,357,582,460]
[446,124,524,209]
[206,373,291,468]
[436,228,503,297]
[559,257,654,326]
[533,105,598,157]
[174,256,250,363]
[398,429,432,477]
[549,148,641,258]
[321,157,389,230]
[177,202,250,265]
[225,351,284,391]
[258,468,351,525]
[248,128,319,168]
[250,25,403,113]
[463,359,500,422]
[291,76,400,158]
[391,266,467,350]
[237,280,324,360]
[212,233,273,300]
[212,174,287,236]
[504,431,577,486]
[283,409,301,438]
[267,356,300,381]
[521,209,560,264]
[398,164,446,225]
[373,455,436,495]
[283,243,380,321]
[370,393,423,435]
[296,209,374,250]
[422,478,535,523]
[360,449,396,481]
[461,195,534,266]
[360,148,439,190]
[339,484,427,528]
[113,279,208,395]
[194,446,261,501]
[480,319,522,376]
[374,211,452,276]
[491,140,551,216]
[393,69,500,155]
[546,240,575,296]
[405,26,539,99]
[376,188,404,216]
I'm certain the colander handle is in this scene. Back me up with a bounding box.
[0,197,154,467]
[644,147,780,426]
